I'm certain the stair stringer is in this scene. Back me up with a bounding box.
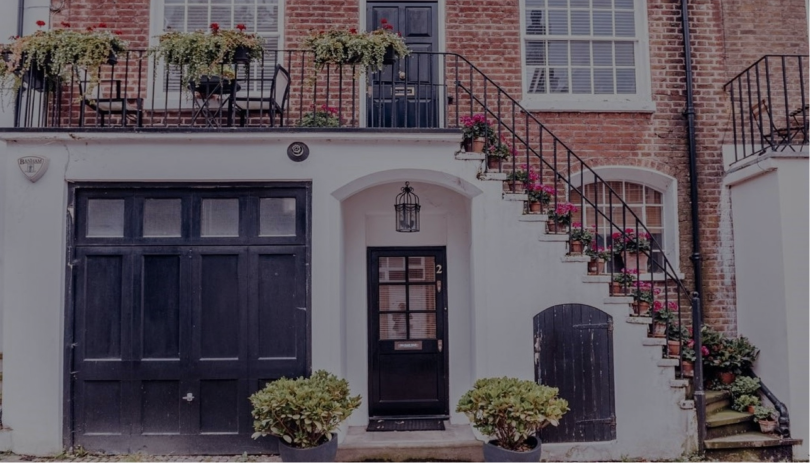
[460,156,697,460]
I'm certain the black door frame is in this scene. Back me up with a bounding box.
[63,182,312,453]
[367,246,449,418]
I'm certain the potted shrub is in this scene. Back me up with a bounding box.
[650,301,678,337]
[303,19,410,73]
[730,376,761,399]
[586,246,613,275]
[610,268,637,296]
[680,339,709,378]
[460,113,495,153]
[753,405,778,433]
[667,325,689,357]
[613,228,652,273]
[546,202,578,233]
[250,370,361,462]
[486,141,511,170]
[732,394,761,413]
[456,377,569,462]
[507,165,530,191]
[1,21,127,92]
[526,183,555,214]
[568,223,594,255]
[150,23,264,91]
[299,104,340,127]
[629,281,659,316]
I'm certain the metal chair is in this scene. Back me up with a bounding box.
[75,68,143,128]
[234,64,290,127]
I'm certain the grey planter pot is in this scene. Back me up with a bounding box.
[483,436,542,462]
[278,433,338,462]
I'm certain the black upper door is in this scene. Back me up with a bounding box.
[68,185,309,455]
[368,248,448,417]
[367,2,440,128]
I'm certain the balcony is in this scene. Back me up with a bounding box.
[724,55,808,166]
[2,50,492,133]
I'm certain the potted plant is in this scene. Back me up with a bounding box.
[299,104,340,127]
[732,394,761,413]
[460,113,495,153]
[610,268,637,296]
[486,141,511,170]
[753,405,778,433]
[586,246,613,275]
[1,21,127,92]
[569,223,594,255]
[666,325,689,357]
[302,19,410,73]
[546,202,578,234]
[526,183,555,213]
[613,228,652,273]
[730,376,761,412]
[629,281,659,316]
[150,23,264,91]
[456,377,569,462]
[250,370,361,462]
[650,301,678,337]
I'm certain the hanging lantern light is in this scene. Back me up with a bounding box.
[394,182,420,232]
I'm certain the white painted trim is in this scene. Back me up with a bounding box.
[518,0,653,112]
[0,131,462,143]
[358,0,447,128]
[332,168,483,201]
[570,165,680,274]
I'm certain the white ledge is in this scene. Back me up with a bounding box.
[503,193,528,201]
[518,214,548,222]
[455,151,485,161]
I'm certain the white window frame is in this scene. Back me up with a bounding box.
[570,166,680,274]
[147,0,285,108]
[518,0,654,112]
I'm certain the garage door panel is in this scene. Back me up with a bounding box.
[199,380,241,434]
[83,254,127,360]
[257,253,298,359]
[199,254,242,360]
[140,380,182,435]
[141,255,182,360]
[82,381,124,434]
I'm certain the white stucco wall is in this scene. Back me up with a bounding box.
[0,132,694,459]
[725,153,809,459]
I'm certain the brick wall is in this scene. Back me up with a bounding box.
[46,0,809,333]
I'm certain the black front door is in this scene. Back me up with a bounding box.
[68,185,310,454]
[367,2,440,128]
[368,248,448,417]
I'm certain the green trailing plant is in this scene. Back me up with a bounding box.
[753,405,777,422]
[149,23,264,91]
[303,19,410,74]
[249,370,361,449]
[732,394,761,412]
[730,376,761,398]
[299,104,340,127]
[456,377,568,452]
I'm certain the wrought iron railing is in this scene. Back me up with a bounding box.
[724,55,808,163]
[7,50,697,378]
[744,367,792,438]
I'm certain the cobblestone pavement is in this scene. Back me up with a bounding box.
[0,452,282,462]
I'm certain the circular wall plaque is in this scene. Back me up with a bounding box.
[287,142,309,162]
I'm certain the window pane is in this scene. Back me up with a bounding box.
[571,0,589,7]
[593,42,613,65]
[256,0,279,33]
[616,69,636,93]
[143,199,182,237]
[549,0,567,6]
[625,183,643,203]
[379,286,406,311]
[571,10,591,35]
[571,41,591,65]
[646,206,663,227]
[549,67,570,93]
[526,41,547,65]
[259,197,296,236]
[528,67,547,93]
[163,5,186,31]
[572,68,592,93]
[615,42,635,66]
[379,257,406,282]
[380,314,407,340]
[201,199,239,237]
[646,188,662,204]
[592,10,613,36]
[408,256,435,282]
[614,11,635,37]
[592,0,611,7]
[548,41,569,65]
[211,6,232,27]
[527,9,547,34]
[594,69,614,94]
[409,286,436,311]
[548,10,569,35]
[409,313,436,339]
[527,0,546,6]
[615,0,634,8]
[87,200,125,238]
[186,5,209,31]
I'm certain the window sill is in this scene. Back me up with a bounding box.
[518,97,656,113]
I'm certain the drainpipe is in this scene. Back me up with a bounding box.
[680,0,706,455]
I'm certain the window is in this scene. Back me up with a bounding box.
[521,0,652,111]
[152,0,283,94]
[570,180,666,272]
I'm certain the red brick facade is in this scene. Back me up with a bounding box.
[48,0,809,332]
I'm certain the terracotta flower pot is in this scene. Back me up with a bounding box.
[718,371,736,385]
[681,360,694,377]
[747,405,756,414]
[547,221,567,234]
[632,301,650,316]
[610,282,628,296]
[569,240,584,255]
[471,137,487,153]
[487,156,501,170]
[651,322,667,338]
[529,201,542,213]
[759,419,777,434]
[667,339,681,357]
[587,259,604,275]
[624,252,649,274]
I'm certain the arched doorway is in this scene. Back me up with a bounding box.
[534,304,616,443]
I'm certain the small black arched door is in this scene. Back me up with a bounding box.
[534,304,616,443]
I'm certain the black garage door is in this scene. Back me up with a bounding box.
[65,184,310,454]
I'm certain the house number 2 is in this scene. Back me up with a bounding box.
[436,264,443,274]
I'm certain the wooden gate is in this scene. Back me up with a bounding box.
[534,304,616,443]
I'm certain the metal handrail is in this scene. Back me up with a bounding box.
[745,367,791,438]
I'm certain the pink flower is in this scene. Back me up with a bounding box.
[701,346,710,356]
[667,301,678,310]
[653,301,664,312]
[36,20,46,27]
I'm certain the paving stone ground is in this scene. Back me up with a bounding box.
[0,452,281,462]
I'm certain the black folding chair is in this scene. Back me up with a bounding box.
[234,64,290,127]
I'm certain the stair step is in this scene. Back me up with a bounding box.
[538,233,569,242]
[704,432,802,450]
[707,398,732,414]
[518,214,548,222]
[657,359,680,367]
[503,193,528,201]
[562,255,591,263]
[706,390,731,405]
[707,410,755,428]
[455,152,485,161]
[625,316,652,325]
[479,172,507,181]
[642,338,667,346]
[606,297,633,304]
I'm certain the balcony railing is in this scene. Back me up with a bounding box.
[724,55,808,163]
[5,49,497,131]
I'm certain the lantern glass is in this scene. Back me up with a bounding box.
[394,182,421,233]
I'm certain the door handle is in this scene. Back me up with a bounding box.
[182,392,195,402]
[438,340,443,352]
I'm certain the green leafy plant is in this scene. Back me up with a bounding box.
[612,228,652,253]
[732,394,761,412]
[456,377,568,452]
[612,268,638,287]
[299,104,340,127]
[630,281,660,304]
[570,223,594,245]
[249,370,361,449]
[149,23,264,90]
[460,113,496,141]
[753,405,777,422]
[726,336,760,373]
[303,19,410,73]
[730,376,761,398]
[546,202,579,226]
[586,246,615,261]
[527,183,556,205]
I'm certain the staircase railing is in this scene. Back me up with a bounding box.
[744,367,791,438]
[443,52,697,380]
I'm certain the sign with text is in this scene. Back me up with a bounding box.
[17,156,49,183]
[394,341,423,351]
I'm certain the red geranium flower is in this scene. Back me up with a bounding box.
[60,21,71,28]
[380,18,388,24]
[349,27,357,33]
[36,20,46,27]
[86,26,94,31]
[97,22,107,28]
[114,30,124,35]
[236,23,246,31]
[210,22,220,32]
